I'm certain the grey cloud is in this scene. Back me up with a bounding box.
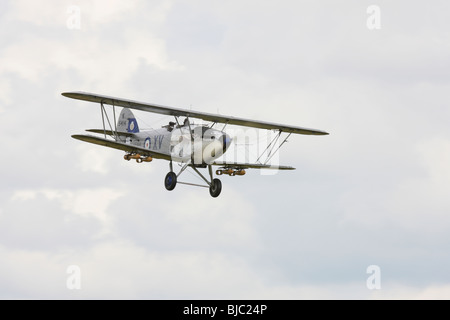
[1,0,450,299]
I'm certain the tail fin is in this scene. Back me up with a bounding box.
[117,108,139,133]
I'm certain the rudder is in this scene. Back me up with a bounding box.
[117,108,139,133]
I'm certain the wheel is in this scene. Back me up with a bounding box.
[164,172,177,191]
[209,178,222,198]
[216,170,223,175]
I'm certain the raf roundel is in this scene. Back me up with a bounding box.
[129,120,135,132]
[144,137,151,149]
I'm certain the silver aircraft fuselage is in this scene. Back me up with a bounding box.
[120,125,232,165]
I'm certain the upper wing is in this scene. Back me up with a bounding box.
[62,91,329,135]
[71,134,171,160]
[212,161,295,170]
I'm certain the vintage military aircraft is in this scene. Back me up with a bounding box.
[62,92,328,197]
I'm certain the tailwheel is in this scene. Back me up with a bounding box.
[209,178,222,198]
[164,172,177,191]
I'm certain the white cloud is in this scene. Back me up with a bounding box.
[79,0,142,25]
[0,33,183,88]
[76,144,114,175]
[6,0,147,27]
[0,76,12,111]
[369,283,450,300]
[416,137,450,184]
[165,188,260,249]
[7,187,124,240]
[384,137,450,232]
[0,245,66,299]
[0,0,182,91]
[6,0,67,27]
[2,236,449,299]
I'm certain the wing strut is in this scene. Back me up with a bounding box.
[99,102,120,141]
[100,102,107,139]
[112,102,118,139]
[266,132,292,164]
[254,130,293,165]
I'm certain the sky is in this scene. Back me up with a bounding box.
[1,0,450,299]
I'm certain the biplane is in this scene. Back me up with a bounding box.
[62,92,328,197]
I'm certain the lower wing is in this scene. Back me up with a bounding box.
[72,134,295,169]
[211,161,295,170]
[71,134,171,160]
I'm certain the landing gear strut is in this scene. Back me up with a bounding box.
[164,161,222,197]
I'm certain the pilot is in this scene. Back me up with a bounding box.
[165,121,176,132]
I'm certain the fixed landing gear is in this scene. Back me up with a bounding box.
[164,172,177,191]
[209,178,222,198]
[164,162,222,197]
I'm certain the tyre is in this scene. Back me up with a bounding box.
[164,172,177,191]
[209,178,222,198]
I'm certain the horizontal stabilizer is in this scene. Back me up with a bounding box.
[86,129,135,137]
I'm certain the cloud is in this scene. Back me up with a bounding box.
[75,144,114,175]
[0,187,123,251]
[6,0,147,27]
[385,137,450,232]
[2,236,449,299]
[2,0,450,299]
[0,0,182,91]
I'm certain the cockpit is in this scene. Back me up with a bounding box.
[192,126,220,140]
